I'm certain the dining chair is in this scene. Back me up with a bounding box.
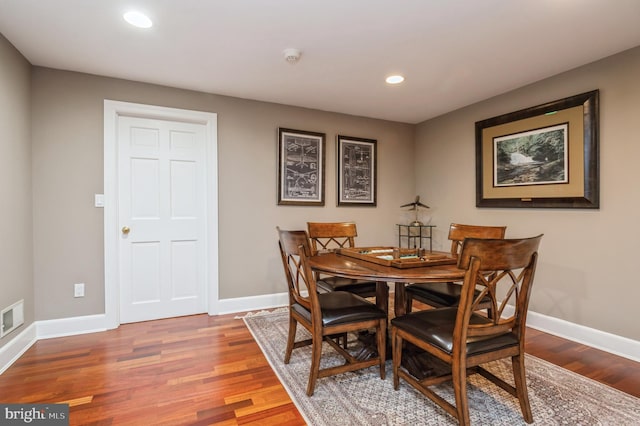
[307,222,378,299]
[277,227,387,396]
[391,234,543,425]
[404,223,506,313]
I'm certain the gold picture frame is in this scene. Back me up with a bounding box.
[475,90,599,208]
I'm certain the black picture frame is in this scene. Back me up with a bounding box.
[277,127,325,206]
[475,90,599,208]
[337,135,377,207]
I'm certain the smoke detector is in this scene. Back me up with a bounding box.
[283,48,301,63]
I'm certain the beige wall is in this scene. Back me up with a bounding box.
[4,29,639,346]
[415,46,640,341]
[30,68,415,320]
[0,34,33,349]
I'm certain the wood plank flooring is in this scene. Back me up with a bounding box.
[0,309,637,425]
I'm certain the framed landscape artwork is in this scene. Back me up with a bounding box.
[493,123,569,187]
[337,135,377,206]
[277,128,325,206]
[476,90,599,208]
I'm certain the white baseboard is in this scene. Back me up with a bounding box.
[36,313,110,339]
[0,323,37,375]
[501,305,639,362]
[215,292,290,315]
[0,314,112,375]
[524,310,640,363]
[2,294,638,376]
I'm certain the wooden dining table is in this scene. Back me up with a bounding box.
[307,250,465,317]
[308,250,466,377]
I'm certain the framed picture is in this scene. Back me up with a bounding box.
[277,127,325,206]
[476,90,599,208]
[493,123,569,187]
[337,135,377,206]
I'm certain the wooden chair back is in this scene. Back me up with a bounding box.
[277,228,318,312]
[448,223,507,257]
[278,227,387,396]
[456,235,542,345]
[307,222,359,254]
[391,234,543,424]
[306,221,379,299]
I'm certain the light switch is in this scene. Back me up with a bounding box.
[94,194,104,208]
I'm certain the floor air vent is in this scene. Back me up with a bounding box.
[1,300,24,338]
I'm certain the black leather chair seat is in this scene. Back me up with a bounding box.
[405,281,491,307]
[391,308,518,356]
[292,291,386,327]
[316,276,377,297]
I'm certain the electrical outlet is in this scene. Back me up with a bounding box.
[74,283,85,298]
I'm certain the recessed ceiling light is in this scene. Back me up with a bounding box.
[385,75,405,84]
[123,11,153,28]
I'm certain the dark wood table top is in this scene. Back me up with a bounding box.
[308,251,465,284]
[309,251,466,317]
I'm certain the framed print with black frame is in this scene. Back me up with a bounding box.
[337,135,377,206]
[277,127,325,206]
[476,90,599,208]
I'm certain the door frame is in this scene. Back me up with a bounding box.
[103,100,219,329]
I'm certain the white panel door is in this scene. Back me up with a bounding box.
[118,116,207,323]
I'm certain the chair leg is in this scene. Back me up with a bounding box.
[405,292,413,314]
[512,354,533,423]
[452,357,471,426]
[391,327,402,390]
[377,318,386,379]
[284,315,297,364]
[306,332,323,396]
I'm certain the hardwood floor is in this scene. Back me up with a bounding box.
[524,328,640,398]
[0,309,638,425]
[0,313,305,425]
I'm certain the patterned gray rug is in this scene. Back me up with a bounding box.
[243,310,640,425]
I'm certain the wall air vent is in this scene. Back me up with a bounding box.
[1,300,24,338]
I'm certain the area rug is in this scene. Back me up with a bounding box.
[243,310,640,425]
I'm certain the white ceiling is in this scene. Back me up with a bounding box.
[1,0,639,124]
